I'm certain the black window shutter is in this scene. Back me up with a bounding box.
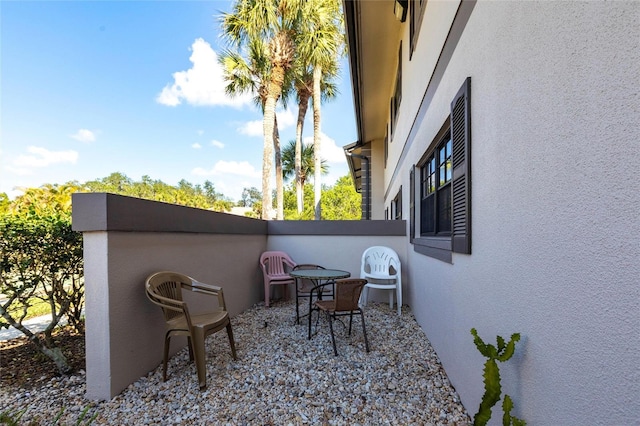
[450,77,471,254]
[409,165,415,242]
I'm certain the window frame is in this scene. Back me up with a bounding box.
[392,186,403,220]
[409,0,427,60]
[410,77,472,262]
[418,124,452,237]
[384,126,389,169]
[390,42,403,139]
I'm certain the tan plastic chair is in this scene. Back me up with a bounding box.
[259,251,296,307]
[145,271,237,390]
[314,279,370,356]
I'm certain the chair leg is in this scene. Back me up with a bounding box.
[163,334,171,381]
[327,311,338,356]
[388,289,394,310]
[226,323,238,360]
[187,336,194,361]
[192,330,207,391]
[295,284,300,324]
[264,282,270,307]
[348,311,354,335]
[359,310,370,353]
[397,285,402,316]
[360,286,368,307]
[308,297,314,339]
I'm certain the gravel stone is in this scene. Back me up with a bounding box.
[0,301,471,425]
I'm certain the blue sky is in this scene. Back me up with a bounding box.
[0,0,356,202]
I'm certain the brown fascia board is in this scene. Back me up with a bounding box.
[72,192,406,236]
[71,192,266,235]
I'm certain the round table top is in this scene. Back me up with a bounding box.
[289,268,351,280]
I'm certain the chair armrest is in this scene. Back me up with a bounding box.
[191,280,222,293]
[188,280,227,310]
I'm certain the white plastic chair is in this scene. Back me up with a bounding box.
[359,246,402,315]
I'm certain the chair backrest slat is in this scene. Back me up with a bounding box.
[146,273,191,321]
[260,251,295,276]
[361,246,401,277]
[334,279,367,312]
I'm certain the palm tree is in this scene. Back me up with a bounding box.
[221,0,301,220]
[287,61,338,214]
[296,0,345,219]
[281,139,328,195]
[219,40,286,219]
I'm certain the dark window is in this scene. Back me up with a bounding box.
[410,77,471,262]
[409,0,426,59]
[420,133,451,235]
[384,127,389,168]
[390,42,402,138]
[392,187,403,220]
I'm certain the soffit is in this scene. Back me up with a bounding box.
[345,0,403,146]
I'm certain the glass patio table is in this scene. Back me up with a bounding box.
[289,268,351,339]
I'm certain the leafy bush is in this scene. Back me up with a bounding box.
[0,213,84,373]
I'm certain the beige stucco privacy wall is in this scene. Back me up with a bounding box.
[374,1,639,424]
[72,193,406,400]
[266,220,408,303]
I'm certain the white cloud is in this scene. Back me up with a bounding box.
[192,160,261,201]
[156,38,252,108]
[303,133,346,163]
[13,146,78,169]
[4,166,33,176]
[238,119,263,137]
[237,108,295,137]
[192,143,202,149]
[211,140,224,149]
[197,130,204,135]
[192,160,260,178]
[277,108,296,129]
[70,129,96,143]
[214,179,255,202]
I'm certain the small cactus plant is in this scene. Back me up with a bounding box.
[470,328,526,426]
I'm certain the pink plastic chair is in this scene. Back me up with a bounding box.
[259,251,297,307]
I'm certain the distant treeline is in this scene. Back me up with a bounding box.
[0,172,361,220]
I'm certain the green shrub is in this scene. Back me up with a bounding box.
[0,212,84,373]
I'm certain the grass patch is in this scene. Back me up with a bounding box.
[25,299,52,319]
[2,298,52,321]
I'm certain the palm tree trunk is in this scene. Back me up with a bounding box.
[262,97,277,220]
[296,92,310,214]
[313,65,323,220]
[262,65,285,220]
[274,114,284,220]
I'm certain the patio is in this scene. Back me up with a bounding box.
[1,300,470,424]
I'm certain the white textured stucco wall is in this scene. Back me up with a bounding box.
[268,235,408,304]
[396,1,639,424]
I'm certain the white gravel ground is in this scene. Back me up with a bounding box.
[1,301,471,425]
